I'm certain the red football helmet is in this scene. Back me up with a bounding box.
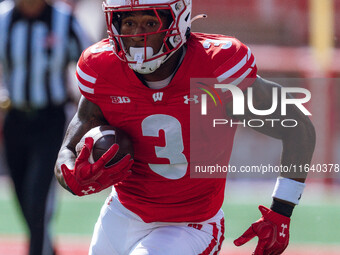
[102,0,192,74]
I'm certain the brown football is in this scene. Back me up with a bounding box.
[76,125,134,167]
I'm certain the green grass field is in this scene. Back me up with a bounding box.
[1,177,340,254]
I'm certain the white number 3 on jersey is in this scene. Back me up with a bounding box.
[142,114,188,180]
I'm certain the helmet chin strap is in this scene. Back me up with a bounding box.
[127,47,166,74]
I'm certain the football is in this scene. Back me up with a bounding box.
[76,125,134,167]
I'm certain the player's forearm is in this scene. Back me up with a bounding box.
[235,77,316,181]
[279,119,316,182]
[269,119,315,212]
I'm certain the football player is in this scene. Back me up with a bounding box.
[54,0,315,254]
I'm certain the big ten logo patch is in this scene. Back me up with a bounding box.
[111,96,131,104]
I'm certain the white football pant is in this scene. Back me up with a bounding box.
[89,189,225,255]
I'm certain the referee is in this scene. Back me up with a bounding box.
[0,0,92,254]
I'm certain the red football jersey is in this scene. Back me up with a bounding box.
[75,33,257,223]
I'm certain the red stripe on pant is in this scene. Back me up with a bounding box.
[213,218,225,255]
[199,222,219,255]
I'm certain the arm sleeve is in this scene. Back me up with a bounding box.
[214,41,257,91]
[75,53,98,101]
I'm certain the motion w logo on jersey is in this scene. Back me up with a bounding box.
[152,92,164,102]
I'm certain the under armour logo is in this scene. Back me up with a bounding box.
[153,92,164,102]
[184,95,199,104]
[82,186,95,195]
[279,224,288,238]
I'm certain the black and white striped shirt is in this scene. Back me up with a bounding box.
[0,0,92,109]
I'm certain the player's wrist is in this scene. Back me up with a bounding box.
[272,177,306,205]
[258,205,290,221]
[270,198,294,218]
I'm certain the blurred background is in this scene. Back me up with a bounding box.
[0,0,339,254]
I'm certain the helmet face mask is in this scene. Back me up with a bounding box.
[103,0,192,74]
